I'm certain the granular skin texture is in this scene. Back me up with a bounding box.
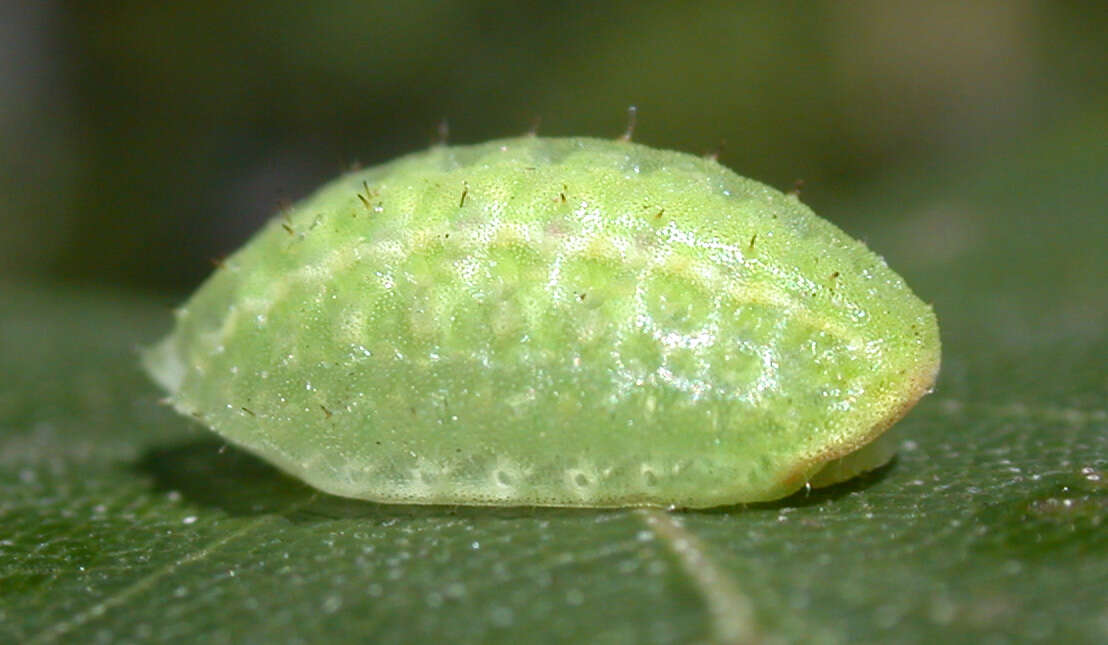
[145,137,941,508]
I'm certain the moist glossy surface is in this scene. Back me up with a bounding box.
[145,137,940,508]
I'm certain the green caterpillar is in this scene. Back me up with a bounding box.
[145,136,940,508]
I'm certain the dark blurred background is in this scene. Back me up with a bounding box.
[2,1,1105,293]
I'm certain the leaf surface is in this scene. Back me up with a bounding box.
[2,122,1105,644]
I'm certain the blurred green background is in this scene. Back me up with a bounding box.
[4,1,1104,292]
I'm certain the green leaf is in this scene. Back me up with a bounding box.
[3,119,1105,644]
